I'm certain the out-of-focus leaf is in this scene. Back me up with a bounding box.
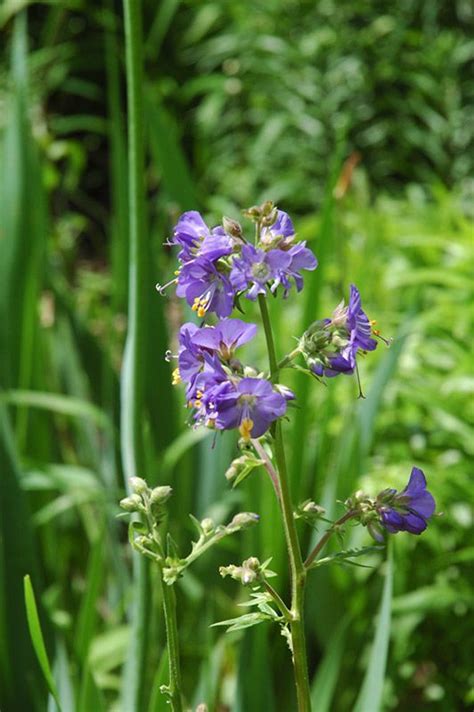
[24,575,61,708]
[353,543,393,712]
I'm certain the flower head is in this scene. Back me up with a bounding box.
[176,259,235,318]
[175,318,258,404]
[191,318,257,361]
[302,285,377,377]
[204,377,289,439]
[230,244,289,300]
[376,467,435,536]
[171,211,232,264]
[271,241,318,295]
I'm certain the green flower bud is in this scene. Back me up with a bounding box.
[129,477,149,495]
[120,494,143,512]
[150,485,173,506]
[227,512,260,531]
[200,518,214,535]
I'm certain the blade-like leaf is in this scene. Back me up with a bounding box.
[353,542,393,712]
[23,575,61,708]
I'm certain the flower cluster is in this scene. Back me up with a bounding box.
[163,203,317,318]
[173,318,292,440]
[375,466,436,536]
[347,467,436,541]
[300,284,378,377]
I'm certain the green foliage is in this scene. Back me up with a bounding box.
[24,575,61,708]
[167,0,474,208]
[0,2,472,711]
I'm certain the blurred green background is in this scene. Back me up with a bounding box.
[0,1,473,711]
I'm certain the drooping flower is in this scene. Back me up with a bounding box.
[176,258,235,318]
[302,284,377,377]
[376,467,436,536]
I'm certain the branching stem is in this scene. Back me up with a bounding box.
[304,510,357,569]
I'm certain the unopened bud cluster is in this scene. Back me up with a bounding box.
[120,477,172,521]
[219,556,275,586]
[295,499,326,522]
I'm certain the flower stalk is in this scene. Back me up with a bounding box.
[257,294,312,712]
[160,580,184,712]
[304,510,357,569]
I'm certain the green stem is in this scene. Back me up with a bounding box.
[257,296,312,712]
[262,580,292,621]
[304,511,357,569]
[120,1,148,709]
[277,347,302,371]
[160,581,184,712]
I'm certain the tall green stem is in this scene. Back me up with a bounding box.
[121,0,148,709]
[257,295,312,712]
[160,581,184,711]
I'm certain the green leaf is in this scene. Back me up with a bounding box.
[353,542,393,712]
[23,575,61,708]
[75,535,105,660]
[210,612,274,632]
[1,390,113,431]
[311,616,349,712]
[306,545,384,571]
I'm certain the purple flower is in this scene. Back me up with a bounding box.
[271,242,318,295]
[176,258,235,318]
[191,318,257,360]
[345,284,378,354]
[230,244,289,300]
[377,467,436,536]
[210,377,288,439]
[175,319,257,399]
[303,285,377,378]
[177,322,203,393]
[172,211,232,263]
[260,209,295,247]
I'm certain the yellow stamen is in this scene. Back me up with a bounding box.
[174,268,181,276]
[171,367,181,385]
[239,417,254,441]
[197,306,206,318]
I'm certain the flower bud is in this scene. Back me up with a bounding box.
[303,501,326,516]
[223,216,243,238]
[240,557,261,584]
[224,455,246,482]
[129,477,149,495]
[150,485,173,506]
[119,494,143,512]
[200,518,215,536]
[274,384,295,401]
[261,206,278,227]
[227,512,260,532]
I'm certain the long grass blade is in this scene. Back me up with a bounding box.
[23,575,61,708]
[353,542,393,712]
